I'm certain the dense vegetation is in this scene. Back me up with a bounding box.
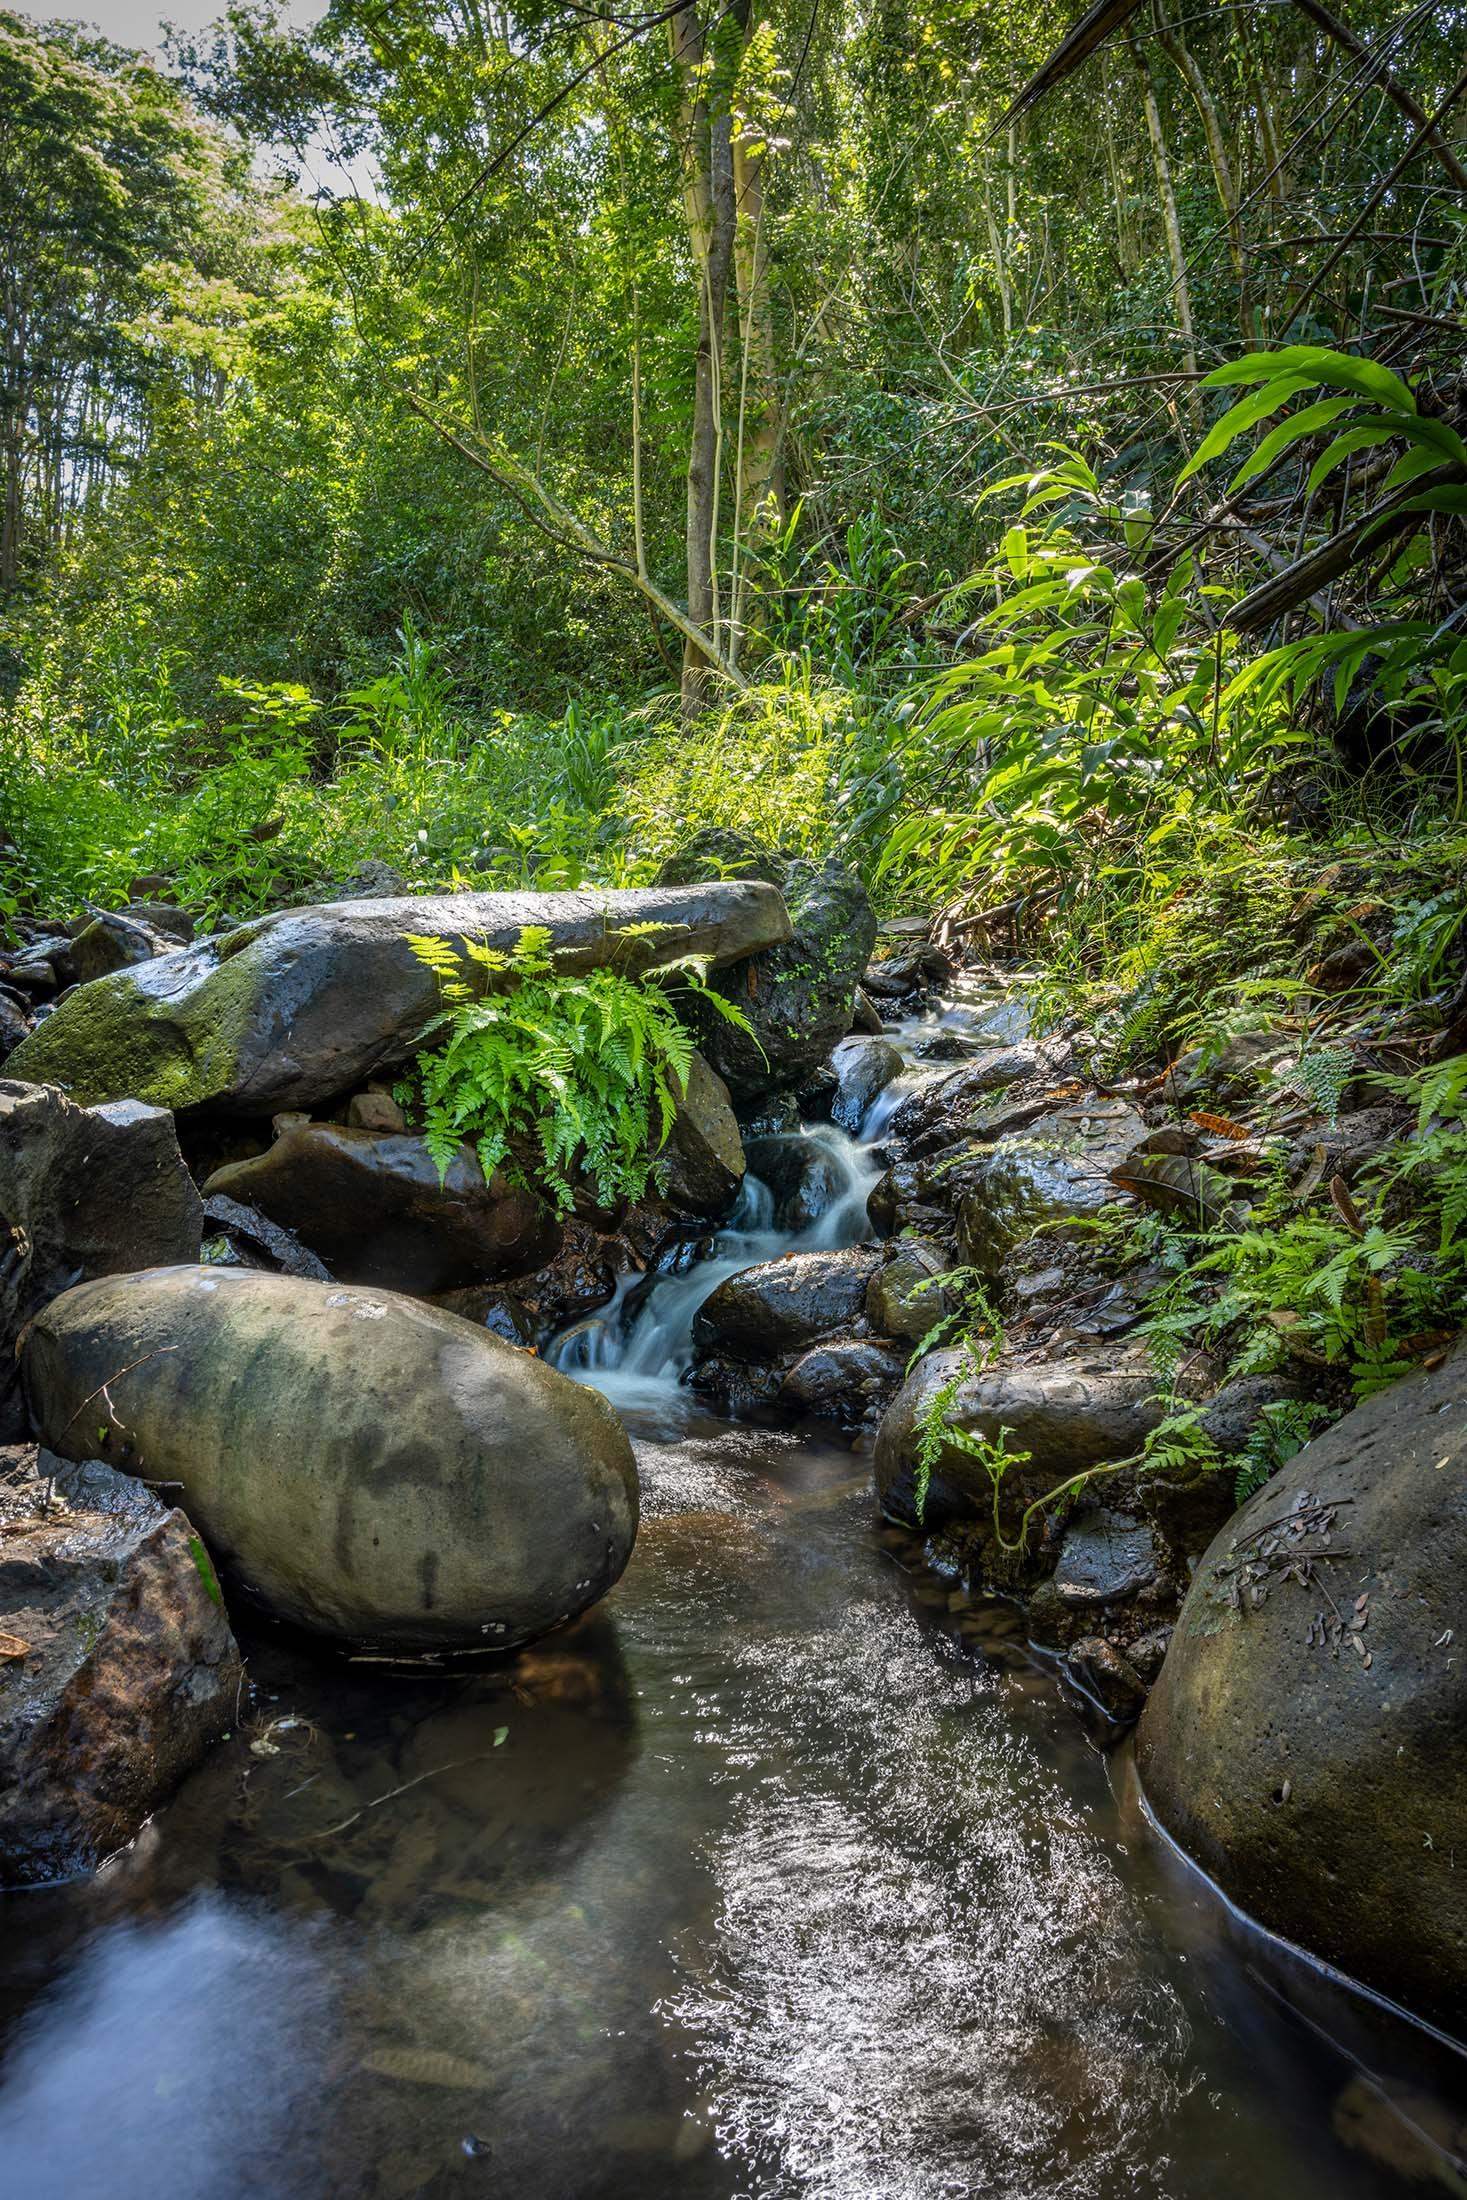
[1,0,1464,1455]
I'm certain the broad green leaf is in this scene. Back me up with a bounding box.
[1225,396,1353,494]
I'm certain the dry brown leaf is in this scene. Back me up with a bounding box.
[0,1630,30,1660]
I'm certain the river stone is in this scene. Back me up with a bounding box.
[672,854,877,1100]
[866,1240,952,1344]
[874,1342,1171,1539]
[780,1338,906,1425]
[828,1036,904,1135]
[743,1133,845,1234]
[653,1053,745,1218]
[693,1246,881,1362]
[22,1268,640,1654]
[0,1448,241,1885]
[203,1125,558,1293]
[1025,1507,1162,1647]
[6,881,792,1114]
[0,1080,204,1439]
[954,1097,1146,1275]
[883,1048,1042,1150]
[1137,1348,1467,2035]
[69,909,179,987]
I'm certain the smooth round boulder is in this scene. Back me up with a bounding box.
[1138,1347,1467,2036]
[22,1267,639,1655]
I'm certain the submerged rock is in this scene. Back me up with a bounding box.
[653,1052,745,1218]
[6,881,792,1113]
[203,1124,558,1293]
[0,1449,241,1885]
[1138,1347,1467,2036]
[693,1246,881,1361]
[0,1080,203,1439]
[23,1268,640,1655]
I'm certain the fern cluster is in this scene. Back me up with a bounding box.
[401,924,748,1217]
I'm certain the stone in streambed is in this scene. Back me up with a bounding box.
[954,1096,1146,1275]
[694,1246,881,1362]
[7,880,791,1113]
[780,1339,906,1426]
[0,1448,241,1885]
[203,1125,558,1293]
[828,1035,904,1134]
[743,1133,845,1234]
[1137,1347,1467,2036]
[23,1268,639,1654]
[0,1079,203,1439]
[653,1053,745,1218]
[866,1240,952,1344]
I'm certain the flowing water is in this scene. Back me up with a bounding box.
[0,1000,1463,2199]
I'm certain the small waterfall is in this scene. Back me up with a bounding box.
[550,1118,885,1423]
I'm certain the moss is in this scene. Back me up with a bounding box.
[7,942,264,1110]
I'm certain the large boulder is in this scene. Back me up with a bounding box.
[202,1124,558,1293]
[22,1268,640,1655]
[6,881,792,1114]
[874,1341,1171,1538]
[693,1245,881,1362]
[0,1080,203,1439]
[670,854,877,1099]
[1137,1349,1467,2035]
[954,1097,1146,1274]
[653,1052,745,1218]
[0,1448,241,1885]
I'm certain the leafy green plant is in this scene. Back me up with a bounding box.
[402,924,751,1216]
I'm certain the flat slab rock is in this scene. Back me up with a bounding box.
[0,1447,241,1886]
[7,881,792,1114]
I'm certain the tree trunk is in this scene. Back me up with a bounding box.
[1128,30,1202,433]
[729,127,783,669]
[1151,3,1257,340]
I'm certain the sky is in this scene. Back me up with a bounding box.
[43,0,327,58]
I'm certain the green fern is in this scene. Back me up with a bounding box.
[401,926,751,1216]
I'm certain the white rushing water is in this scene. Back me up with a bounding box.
[549,1118,886,1425]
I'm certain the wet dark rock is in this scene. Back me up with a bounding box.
[0,1080,203,1440]
[862,943,949,1000]
[653,1053,745,1218]
[1025,1508,1162,1647]
[738,1091,801,1141]
[829,1036,904,1134]
[432,1283,536,1347]
[122,899,194,944]
[70,909,180,987]
[875,1341,1172,1540]
[0,1447,241,1886]
[201,1192,333,1282]
[866,1157,952,1241]
[345,1088,407,1133]
[694,1246,881,1362]
[676,856,876,1100]
[1064,1637,1147,1725]
[849,987,885,1036]
[509,1223,617,1339]
[780,1338,906,1425]
[866,1239,952,1344]
[744,1134,845,1234]
[882,1048,1042,1150]
[1138,1345,1467,2034]
[1128,1627,1173,1684]
[24,1267,640,1654]
[203,1124,559,1295]
[0,990,27,1063]
[7,881,792,1113]
[954,1096,1146,1276]
[688,1354,784,1417]
[5,959,57,994]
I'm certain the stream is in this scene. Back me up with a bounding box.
[0,990,1462,2198]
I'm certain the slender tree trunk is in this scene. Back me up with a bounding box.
[1151,3,1257,340]
[671,0,739,715]
[729,130,783,669]
[1127,29,1202,432]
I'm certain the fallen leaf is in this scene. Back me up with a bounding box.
[0,1630,29,1660]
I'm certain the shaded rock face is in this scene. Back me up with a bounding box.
[780,1339,906,1426]
[874,1342,1169,1539]
[882,1047,1041,1151]
[954,1097,1146,1275]
[693,1246,881,1362]
[202,1125,558,1294]
[0,1080,203,1439]
[674,855,877,1100]
[69,909,180,988]
[7,881,792,1114]
[743,1133,845,1234]
[829,1036,904,1134]
[1025,1508,1163,1647]
[0,1449,241,1886]
[1137,1349,1467,2036]
[653,1053,745,1218]
[23,1268,640,1655]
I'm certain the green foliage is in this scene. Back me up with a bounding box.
[1232,1401,1332,1506]
[401,924,750,1217]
